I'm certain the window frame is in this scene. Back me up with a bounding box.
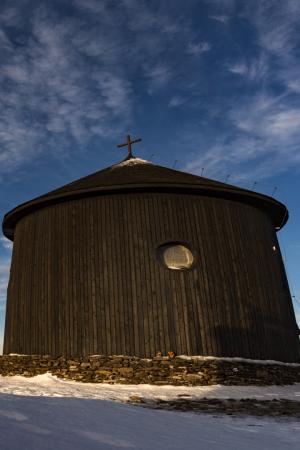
[156,241,196,271]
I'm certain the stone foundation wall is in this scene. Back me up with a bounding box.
[0,355,299,385]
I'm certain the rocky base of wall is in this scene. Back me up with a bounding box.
[141,398,300,418]
[0,355,299,385]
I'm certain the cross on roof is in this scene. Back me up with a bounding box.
[117,134,142,160]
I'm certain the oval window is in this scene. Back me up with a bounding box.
[158,243,194,270]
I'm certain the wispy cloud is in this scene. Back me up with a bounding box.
[184,90,300,182]
[0,1,201,175]
[251,1,299,56]
[0,258,10,309]
[245,1,300,94]
[237,107,300,140]
[227,57,268,81]
[73,0,106,14]
[169,96,186,107]
[228,63,248,75]
[0,6,133,173]
[146,65,171,93]
[1,0,300,184]
[209,15,229,23]
[0,237,13,251]
[187,41,211,56]
[183,1,300,181]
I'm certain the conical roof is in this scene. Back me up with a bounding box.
[2,157,288,240]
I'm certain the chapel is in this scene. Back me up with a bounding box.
[3,136,299,362]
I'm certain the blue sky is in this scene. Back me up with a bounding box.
[0,0,300,353]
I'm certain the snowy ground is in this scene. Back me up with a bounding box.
[1,373,300,401]
[0,374,299,450]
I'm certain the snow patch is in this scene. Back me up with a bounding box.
[1,374,300,449]
[0,373,300,402]
[8,353,300,366]
[111,157,152,168]
[176,355,300,367]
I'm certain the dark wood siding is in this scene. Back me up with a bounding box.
[3,193,300,361]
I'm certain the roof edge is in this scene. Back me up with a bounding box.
[2,182,288,240]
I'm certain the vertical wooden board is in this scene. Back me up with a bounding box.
[152,195,171,354]
[145,195,162,355]
[240,206,275,358]
[24,215,34,353]
[132,196,147,356]
[120,195,135,354]
[250,211,278,357]
[129,195,145,356]
[82,199,90,355]
[212,201,238,356]
[94,197,105,354]
[116,195,128,354]
[59,203,67,356]
[102,197,112,354]
[227,204,262,357]
[69,202,77,355]
[169,195,192,354]
[124,196,140,355]
[142,195,157,356]
[190,200,211,355]
[198,201,221,355]
[177,196,202,354]
[228,205,249,356]
[221,202,250,357]
[83,199,92,356]
[89,199,98,354]
[67,202,75,356]
[108,196,118,354]
[115,196,129,354]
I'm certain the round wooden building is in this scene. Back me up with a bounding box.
[2,149,300,362]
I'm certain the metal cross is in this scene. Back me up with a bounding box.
[117,134,142,160]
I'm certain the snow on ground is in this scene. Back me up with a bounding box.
[0,373,299,402]
[1,394,300,450]
[0,375,300,450]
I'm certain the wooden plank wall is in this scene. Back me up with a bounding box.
[3,193,300,361]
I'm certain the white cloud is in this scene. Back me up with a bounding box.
[209,15,229,23]
[0,5,22,26]
[228,63,248,75]
[183,90,300,181]
[0,1,201,174]
[0,237,13,251]
[263,109,300,138]
[169,96,186,107]
[227,56,268,81]
[94,73,132,115]
[243,1,300,94]
[231,95,300,141]
[0,258,10,304]
[187,41,211,56]
[73,0,106,14]
[117,0,182,35]
[252,3,298,56]
[0,6,135,174]
[146,65,171,93]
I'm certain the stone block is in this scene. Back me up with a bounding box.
[95,370,111,376]
[118,367,134,377]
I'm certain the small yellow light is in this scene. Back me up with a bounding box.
[272,246,277,251]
